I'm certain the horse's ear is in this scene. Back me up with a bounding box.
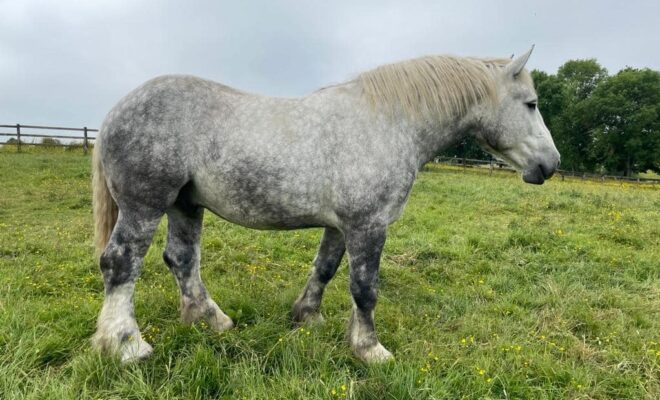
[506,45,534,78]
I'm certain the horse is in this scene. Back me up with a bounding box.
[91,46,560,363]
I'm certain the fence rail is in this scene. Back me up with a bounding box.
[433,156,660,185]
[0,124,97,154]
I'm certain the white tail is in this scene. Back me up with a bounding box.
[92,140,118,257]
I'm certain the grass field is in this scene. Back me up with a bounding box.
[0,150,658,399]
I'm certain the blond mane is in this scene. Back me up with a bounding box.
[358,55,516,121]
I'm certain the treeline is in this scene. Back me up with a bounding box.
[441,60,660,176]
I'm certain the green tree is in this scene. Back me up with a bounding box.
[552,59,608,171]
[586,68,660,176]
[557,59,608,100]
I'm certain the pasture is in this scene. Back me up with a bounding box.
[0,150,658,399]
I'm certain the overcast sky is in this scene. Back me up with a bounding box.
[1,0,658,129]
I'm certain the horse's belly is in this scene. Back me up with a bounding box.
[191,169,336,230]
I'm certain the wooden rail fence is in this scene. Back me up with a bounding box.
[433,156,660,185]
[0,124,97,154]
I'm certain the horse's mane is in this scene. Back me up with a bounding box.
[357,55,529,121]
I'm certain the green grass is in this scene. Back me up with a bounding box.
[0,151,658,399]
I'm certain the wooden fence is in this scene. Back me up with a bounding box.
[0,124,97,154]
[433,156,660,185]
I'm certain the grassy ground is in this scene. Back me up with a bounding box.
[0,150,658,399]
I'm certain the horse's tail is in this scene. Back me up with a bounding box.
[92,138,118,258]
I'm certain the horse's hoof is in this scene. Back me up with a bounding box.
[304,312,325,326]
[291,300,326,326]
[292,310,325,326]
[354,342,394,364]
[182,299,234,333]
[92,328,152,363]
[208,311,234,333]
[120,337,153,363]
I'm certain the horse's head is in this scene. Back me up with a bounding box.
[474,47,560,184]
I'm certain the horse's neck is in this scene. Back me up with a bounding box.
[407,112,477,168]
[320,81,478,169]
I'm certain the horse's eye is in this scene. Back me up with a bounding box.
[526,101,537,111]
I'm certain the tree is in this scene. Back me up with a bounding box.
[557,59,608,100]
[551,60,608,171]
[586,68,660,175]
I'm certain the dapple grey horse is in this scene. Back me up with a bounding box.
[92,47,560,363]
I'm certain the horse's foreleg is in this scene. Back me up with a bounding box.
[292,227,345,324]
[163,205,233,333]
[92,208,161,363]
[345,226,393,363]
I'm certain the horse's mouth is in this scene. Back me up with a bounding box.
[522,164,554,185]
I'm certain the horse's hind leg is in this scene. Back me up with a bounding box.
[92,207,161,363]
[292,228,345,324]
[163,205,233,332]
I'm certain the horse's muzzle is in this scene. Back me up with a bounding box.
[522,162,557,185]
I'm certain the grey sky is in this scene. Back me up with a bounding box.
[1,0,658,129]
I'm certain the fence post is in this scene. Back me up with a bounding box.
[83,126,88,155]
[16,124,21,152]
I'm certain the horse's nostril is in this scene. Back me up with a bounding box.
[539,163,555,180]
